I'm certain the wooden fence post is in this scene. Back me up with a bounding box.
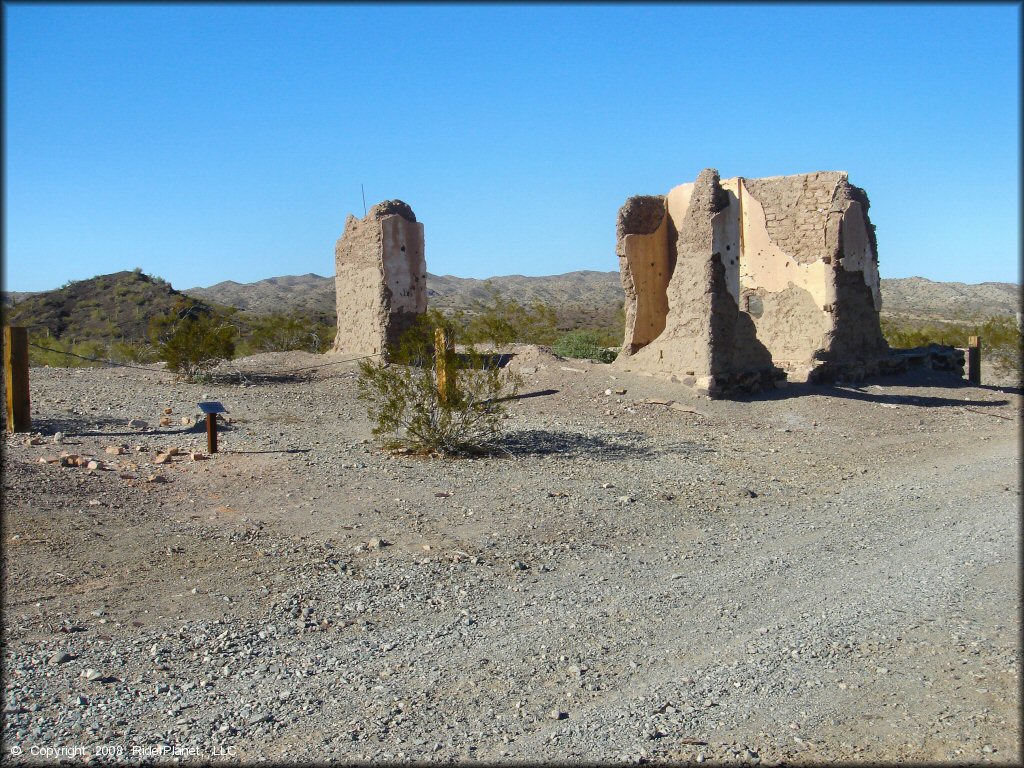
[4,327,31,433]
[434,327,454,404]
[967,335,981,385]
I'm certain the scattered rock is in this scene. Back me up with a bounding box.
[105,446,126,455]
[153,454,172,465]
[49,652,73,665]
[128,420,148,430]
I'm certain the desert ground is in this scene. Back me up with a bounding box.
[2,348,1020,764]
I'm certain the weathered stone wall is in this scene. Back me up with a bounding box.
[614,169,888,395]
[333,200,426,358]
[617,196,670,353]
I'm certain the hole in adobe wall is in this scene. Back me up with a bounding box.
[401,245,406,252]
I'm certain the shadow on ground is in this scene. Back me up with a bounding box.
[500,428,659,460]
[26,416,229,440]
[743,369,1018,408]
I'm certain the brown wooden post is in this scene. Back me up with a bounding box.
[4,327,31,433]
[206,413,218,453]
[434,327,454,404]
[967,335,981,384]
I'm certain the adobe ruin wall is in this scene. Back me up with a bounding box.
[333,200,426,358]
[614,168,892,396]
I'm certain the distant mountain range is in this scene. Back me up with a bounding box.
[182,270,628,330]
[182,271,1019,324]
[875,276,1019,320]
[2,270,1018,344]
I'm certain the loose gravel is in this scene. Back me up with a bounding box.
[2,348,1019,764]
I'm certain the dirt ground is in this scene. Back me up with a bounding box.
[2,348,1019,765]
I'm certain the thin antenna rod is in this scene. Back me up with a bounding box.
[361,184,366,216]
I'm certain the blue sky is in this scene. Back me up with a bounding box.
[4,3,1020,292]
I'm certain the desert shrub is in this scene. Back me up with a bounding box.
[240,312,335,354]
[881,314,1021,377]
[357,313,520,455]
[149,301,236,379]
[551,329,618,363]
[26,336,98,368]
[463,286,559,346]
[108,340,159,365]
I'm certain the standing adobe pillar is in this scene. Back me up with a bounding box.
[333,200,426,358]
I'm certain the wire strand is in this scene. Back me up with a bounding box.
[27,341,382,378]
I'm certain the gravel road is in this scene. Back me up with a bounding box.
[2,348,1019,764]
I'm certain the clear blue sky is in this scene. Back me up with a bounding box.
[4,3,1020,292]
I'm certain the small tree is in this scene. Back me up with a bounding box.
[357,312,520,455]
[149,300,235,379]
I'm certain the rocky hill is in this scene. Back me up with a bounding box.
[880,277,1019,321]
[0,270,219,343]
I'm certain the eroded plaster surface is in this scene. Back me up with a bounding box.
[614,168,888,393]
[333,200,426,358]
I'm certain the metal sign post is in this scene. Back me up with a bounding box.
[197,401,227,453]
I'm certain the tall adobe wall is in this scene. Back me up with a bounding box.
[614,169,888,395]
[333,200,426,358]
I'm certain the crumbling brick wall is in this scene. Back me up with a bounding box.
[333,200,426,358]
[614,169,888,395]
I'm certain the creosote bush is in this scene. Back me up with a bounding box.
[148,300,236,380]
[238,311,336,355]
[357,311,521,456]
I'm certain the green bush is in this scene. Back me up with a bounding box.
[881,314,1021,377]
[356,314,520,456]
[462,286,559,346]
[240,312,335,355]
[27,336,98,368]
[551,329,618,363]
[149,301,236,379]
[109,340,159,365]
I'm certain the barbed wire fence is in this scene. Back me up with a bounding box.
[26,341,384,383]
